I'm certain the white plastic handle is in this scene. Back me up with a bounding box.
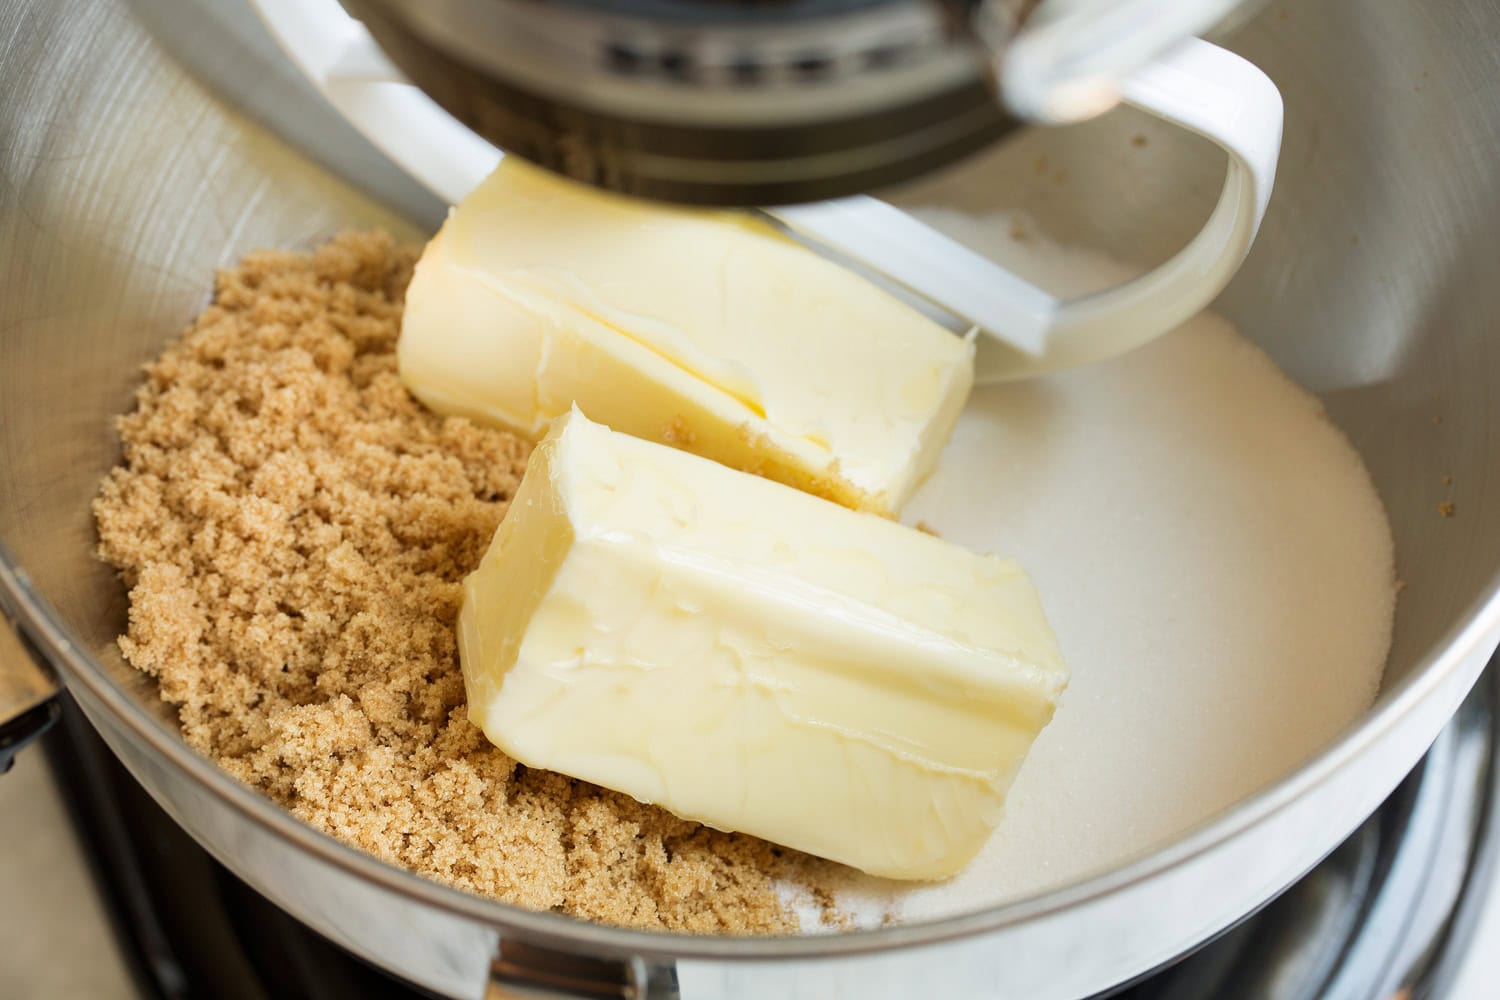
[249,0,502,205]
[981,37,1283,381]
[250,0,1280,383]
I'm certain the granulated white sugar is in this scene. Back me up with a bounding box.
[833,211,1397,922]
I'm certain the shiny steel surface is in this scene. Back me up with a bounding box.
[1,0,1498,997]
[1113,662,1499,1000]
[0,619,59,772]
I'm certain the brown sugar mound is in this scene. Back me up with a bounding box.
[93,231,840,933]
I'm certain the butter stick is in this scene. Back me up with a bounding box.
[399,159,973,515]
[459,410,1068,880]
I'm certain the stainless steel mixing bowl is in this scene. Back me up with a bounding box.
[2,0,1498,997]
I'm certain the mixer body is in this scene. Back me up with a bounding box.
[340,0,1023,204]
[338,0,1253,204]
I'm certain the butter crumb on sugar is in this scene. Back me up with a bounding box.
[93,231,843,934]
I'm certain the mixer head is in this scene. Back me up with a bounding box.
[338,0,1258,205]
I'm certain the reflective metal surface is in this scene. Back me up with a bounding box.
[0,621,59,773]
[1112,662,1500,1000]
[342,0,1021,204]
[1,0,1498,997]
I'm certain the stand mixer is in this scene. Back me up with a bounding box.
[5,0,1500,997]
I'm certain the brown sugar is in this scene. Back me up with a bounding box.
[93,231,842,933]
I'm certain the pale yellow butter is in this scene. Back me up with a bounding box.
[399,159,973,515]
[459,410,1068,880]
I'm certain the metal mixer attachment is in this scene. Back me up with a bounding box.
[255,0,1282,377]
